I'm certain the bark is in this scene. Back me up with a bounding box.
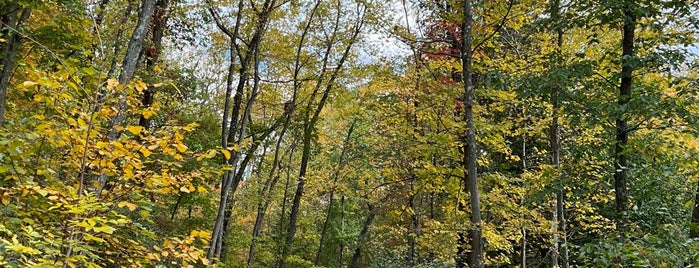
[614,0,636,237]
[349,203,377,268]
[456,0,483,266]
[105,0,136,77]
[690,178,699,238]
[338,195,345,265]
[0,6,30,127]
[550,0,568,266]
[206,0,277,261]
[96,0,156,197]
[407,175,419,265]
[315,121,355,266]
[106,0,157,140]
[139,0,169,129]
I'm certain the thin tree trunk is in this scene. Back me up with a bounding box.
[279,3,365,267]
[0,6,30,127]
[521,227,526,268]
[549,0,568,266]
[105,0,135,77]
[207,0,276,260]
[170,192,183,221]
[338,195,345,266]
[614,0,636,237]
[247,116,293,267]
[456,0,483,266]
[407,176,419,265]
[349,203,376,268]
[315,121,355,266]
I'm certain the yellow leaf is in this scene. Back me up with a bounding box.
[142,109,156,119]
[1,196,9,205]
[106,78,118,90]
[139,210,150,217]
[19,81,38,89]
[180,186,191,193]
[222,149,231,160]
[127,126,143,135]
[117,201,138,211]
[139,147,151,157]
[197,186,207,193]
[94,225,115,234]
[176,143,187,153]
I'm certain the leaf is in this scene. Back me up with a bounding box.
[93,225,116,234]
[127,126,143,135]
[117,201,138,211]
[222,149,231,160]
[139,147,151,157]
[176,143,187,153]
[142,108,157,119]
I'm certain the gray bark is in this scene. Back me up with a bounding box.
[456,0,483,266]
[0,6,30,127]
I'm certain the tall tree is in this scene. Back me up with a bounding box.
[613,0,636,236]
[456,0,483,266]
[279,1,366,267]
[549,0,568,266]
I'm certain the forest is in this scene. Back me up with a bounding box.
[1,0,699,267]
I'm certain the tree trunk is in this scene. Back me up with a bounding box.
[338,195,345,266]
[315,121,355,266]
[456,0,483,267]
[690,178,699,238]
[0,6,30,127]
[278,3,365,267]
[207,0,276,260]
[106,0,157,140]
[139,0,169,129]
[248,116,293,267]
[549,0,569,266]
[407,175,419,265]
[96,0,156,197]
[614,0,636,237]
[349,203,376,268]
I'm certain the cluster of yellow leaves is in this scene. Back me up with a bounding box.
[0,69,217,267]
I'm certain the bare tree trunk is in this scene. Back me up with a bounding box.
[0,6,30,127]
[614,0,636,238]
[315,121,355,266]
[456,0,483,266]
[105,0,135,77]
[407,176,419,265]
[549,0,568,266]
